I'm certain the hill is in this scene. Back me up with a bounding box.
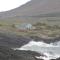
[0,0,60,19]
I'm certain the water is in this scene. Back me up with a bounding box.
[14,40,60,60]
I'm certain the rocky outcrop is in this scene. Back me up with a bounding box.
[0,33,60,48]
[0,33,32,48]
[0,46,43,60]
[30,36,60,43]
[0,33,60,60]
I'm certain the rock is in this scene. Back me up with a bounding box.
[0,46,43,60]
[0,33,60,48]
[0,33,32,48]
[30,36,60,43]
[51,57,60,60]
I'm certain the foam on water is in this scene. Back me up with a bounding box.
[14,40,60,60]
[18,41,60,50]
[35,52,60,60]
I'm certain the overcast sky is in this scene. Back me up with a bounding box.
[0,0,31,12]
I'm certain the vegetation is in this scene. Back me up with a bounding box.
[0,21,60,39]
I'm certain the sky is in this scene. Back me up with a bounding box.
[0,0,31,12]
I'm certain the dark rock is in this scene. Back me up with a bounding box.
[0,46,43,60]
[0,33,60,48]
[0,33,32,48]
[51,57,60,60]
[30,36,60,43]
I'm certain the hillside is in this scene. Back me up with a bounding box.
[0,0,60,19]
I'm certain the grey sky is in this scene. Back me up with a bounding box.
[0,0,31,12]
